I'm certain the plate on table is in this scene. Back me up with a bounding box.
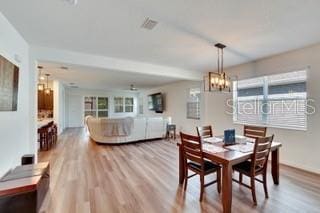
[203,137,223,144]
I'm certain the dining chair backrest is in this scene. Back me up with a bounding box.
[38,126,46,134]
[44,121,54,132]
[244,125,267,139]
[196,125,213,139]
[48,121,54,127]
[180,132,203,165]
[251,135,274,175]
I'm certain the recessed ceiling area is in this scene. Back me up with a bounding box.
[39,62,182,91]
[1,0,320,72]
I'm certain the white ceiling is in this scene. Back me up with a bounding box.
[1,0,320,71]
[39,62,181,90]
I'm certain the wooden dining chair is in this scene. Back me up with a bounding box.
[38,126,47,151]
[232,135,274,205]
[196,125,213,139]
[244,125,267,139]
[52,123,58,145]
[180,132,221,201]
[46,121,54,150]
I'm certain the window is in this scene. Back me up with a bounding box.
[187,88,200,120]
[84,96,108,118]
[125,97,134,112]
[114,97,135,113]
[233,70,307,130]
[114,97,124,113]
[84,97,97,117]
[97,97,108,117]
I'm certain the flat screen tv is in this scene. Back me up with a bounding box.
[148,93,163,113]
[0,54,19,111]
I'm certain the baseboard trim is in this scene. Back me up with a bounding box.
[279,162,320,176]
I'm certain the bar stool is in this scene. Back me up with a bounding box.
[52,123,58,146]
[38,126,47,151]
[46,121,54,150]
[166,124,176,140]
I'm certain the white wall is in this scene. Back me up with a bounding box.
[140,81,203,134]
[148,44,320,174]
[66,88,139,127]
[0,13,35,177]
[53,80,66,134]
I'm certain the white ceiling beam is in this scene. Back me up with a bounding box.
[31,46,202,80]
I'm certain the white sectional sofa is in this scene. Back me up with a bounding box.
[85,116,168,144]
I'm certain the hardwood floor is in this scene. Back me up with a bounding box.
[38,128,320,213]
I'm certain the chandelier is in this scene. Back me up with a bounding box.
[204,43,232,92]
[44,74,52,95]
[37,66,45,91]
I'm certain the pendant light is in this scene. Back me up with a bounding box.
[37,66,45,91]
[204,43,233,92]
[44,74,51,95]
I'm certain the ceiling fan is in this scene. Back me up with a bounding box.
[130,84,138,91]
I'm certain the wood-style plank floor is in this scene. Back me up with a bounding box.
[38,128,320,213]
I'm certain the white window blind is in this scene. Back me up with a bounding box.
[187,88,200,120]
[233,70,307,130]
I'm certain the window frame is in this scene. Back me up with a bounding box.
[84,96,109,118]
[186,88,201,120]
[97,97,108,117]
[125,97,134,113]
[114,97,124,113]
[114,96,135,113]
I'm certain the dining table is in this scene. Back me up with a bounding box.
[177,135,282,213]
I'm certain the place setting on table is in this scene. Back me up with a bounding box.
[202,129,256,154]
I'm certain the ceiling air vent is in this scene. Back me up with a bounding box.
[141,18,158,30]
[63,0,78,5]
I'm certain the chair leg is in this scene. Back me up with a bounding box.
[44,135,49,151]
[263,172,269,198]
[42,135,45,150]
[200,174,204,201]
[46,133,51,151]
[239,172,243,184]
[251,177,257,205]
[52,133,54,146]
[184,168,188,191]
[46,135,50,151]
[217,169,221,193]
[39,134,43,150]
[55,131,58,144]
[47,134,50,150]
